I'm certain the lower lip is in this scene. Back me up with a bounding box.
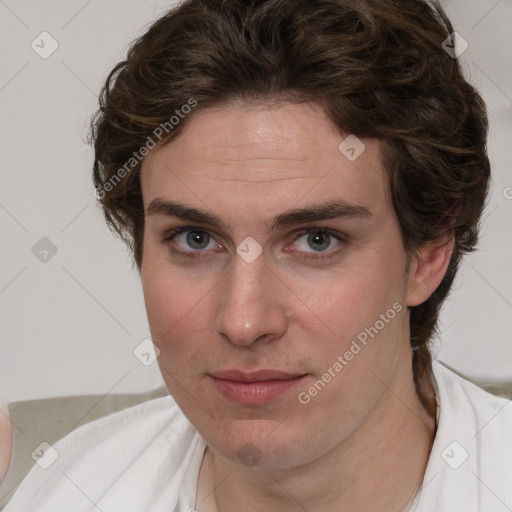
[211,376,307,404]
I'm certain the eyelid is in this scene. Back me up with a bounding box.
[163,225,223,245]
[162,225,346,260]
[162,225,223,259]
[291,227,345,243]
[287,227,345,260]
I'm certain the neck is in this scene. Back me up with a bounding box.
[205,346,437,512]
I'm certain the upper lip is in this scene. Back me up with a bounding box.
[210,369,306,382]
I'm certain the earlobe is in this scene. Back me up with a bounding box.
[406,236,454,307]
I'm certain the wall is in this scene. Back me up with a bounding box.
[0,0,510,403]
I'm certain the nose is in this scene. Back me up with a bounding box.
[214,248,288,347]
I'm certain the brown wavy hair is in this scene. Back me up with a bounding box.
[90,0,490,413]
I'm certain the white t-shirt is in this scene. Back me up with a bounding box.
[4,359,512,512]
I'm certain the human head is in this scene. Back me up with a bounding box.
[90,0,489,418]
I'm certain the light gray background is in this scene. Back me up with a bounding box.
[1,0,511,402]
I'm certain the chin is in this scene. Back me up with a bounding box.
[206,422,315,470]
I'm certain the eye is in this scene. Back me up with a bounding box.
[289,228,344,259]
[163,226,345,261]
[163,226,223,259]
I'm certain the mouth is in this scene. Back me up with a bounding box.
[209,369,308,404]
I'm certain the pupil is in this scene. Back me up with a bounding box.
[308,232,330,251]
[187,231,209,249]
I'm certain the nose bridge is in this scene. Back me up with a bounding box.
[214,251,286,346]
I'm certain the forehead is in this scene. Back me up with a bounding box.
[170,101,335,163]
[140,102,389,223]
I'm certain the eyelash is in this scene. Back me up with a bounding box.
[162,226,345,262]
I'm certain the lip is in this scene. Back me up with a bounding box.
[211,369,304,382]
[209,369,307,404]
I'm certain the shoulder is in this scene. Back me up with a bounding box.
[432,359,512,432]
[4,396,199,512]
[47,394,194,462]
[421,360,512,510]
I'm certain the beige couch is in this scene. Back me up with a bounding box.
[0,387,168,509]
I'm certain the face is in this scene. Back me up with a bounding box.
[140,101,414,469]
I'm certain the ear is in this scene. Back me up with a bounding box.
[406,236,455,307]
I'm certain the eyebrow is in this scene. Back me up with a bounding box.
[146,197,372,232]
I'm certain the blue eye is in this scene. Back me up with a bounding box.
[164,227,222,258]
[163,226,345,261]
[179,230,210,250]
[292,228,342,254]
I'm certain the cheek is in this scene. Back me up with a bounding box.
[339,271,403,333]
[296,276,403,380]
[294,249,407,350]
[141,256,214,363]
[142,268,179,340]
[288,247,409,421]
[291,271,407,432]
[142,272,212,406]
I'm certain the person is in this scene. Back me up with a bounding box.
[0,397,11,489]
[4,0,512,511]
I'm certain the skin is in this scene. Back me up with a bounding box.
[140,101,453,512]
[0,399,12,486]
